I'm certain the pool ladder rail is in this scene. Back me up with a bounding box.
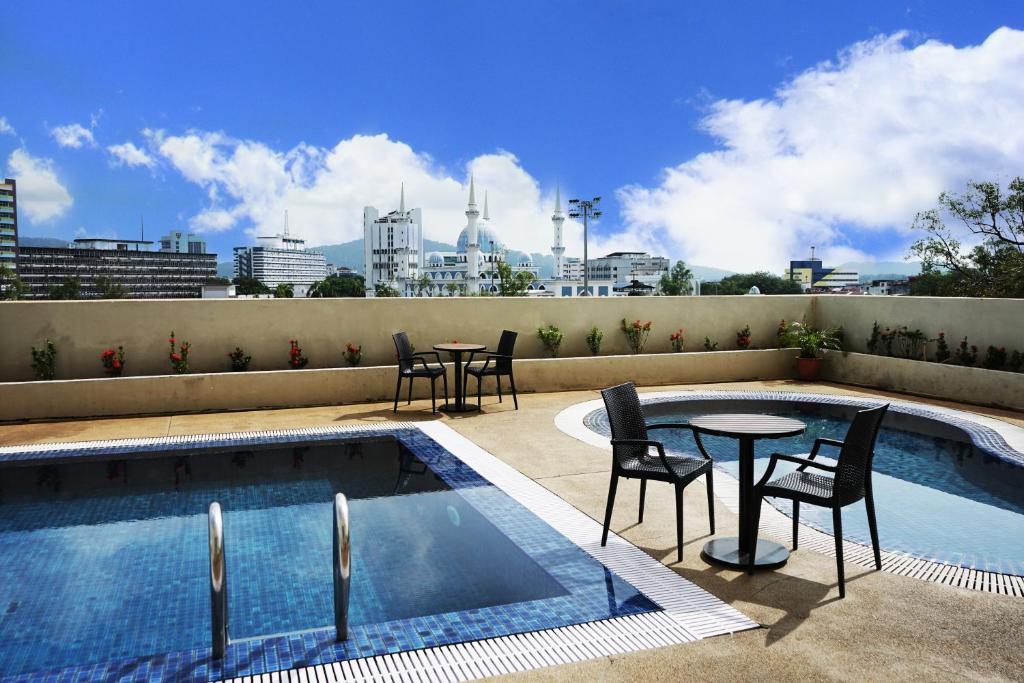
[206,494,351,661]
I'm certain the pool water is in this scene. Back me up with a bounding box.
[585,398,1024,576]
[0,431,657,680]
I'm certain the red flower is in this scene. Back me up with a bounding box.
[112,359,121,369]
[169,338,176,344]
[171,353,182,362]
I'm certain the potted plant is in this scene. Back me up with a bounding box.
[779,320,842,381]
[31,340,57,380]
[537,324,564,357]
[703,336,718,352]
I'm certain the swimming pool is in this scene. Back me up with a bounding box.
[582,393,1024,577]
[0,427,661,681]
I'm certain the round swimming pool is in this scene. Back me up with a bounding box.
[581,392,1024,577]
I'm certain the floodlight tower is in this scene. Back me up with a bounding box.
[567,195,602,296]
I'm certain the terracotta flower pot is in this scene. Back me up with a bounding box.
[795,356,821,381]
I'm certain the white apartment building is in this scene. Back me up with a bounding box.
[233,225,329,290]
[587,251,670,288]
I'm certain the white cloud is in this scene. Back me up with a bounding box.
[50,122,96,149]
[107,142,156,169]
[6,149,74,222]
[0,117,14,136]
[150,129,586,254]
[617,27,1024,271]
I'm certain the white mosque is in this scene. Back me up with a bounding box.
[363,179,636,297]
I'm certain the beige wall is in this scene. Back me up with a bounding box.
[0,349,798,421]
[0,296,810,382]
[815,296,1024,356]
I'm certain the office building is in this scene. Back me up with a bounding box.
[0,178,17,272]
[160,231,207,254]
[16,238,217,299]
[363,184,424,296]
[785,247,859,291]
[587,252,670,288]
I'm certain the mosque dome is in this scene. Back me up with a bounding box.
[427,252,444,266]
[456,223,503,254]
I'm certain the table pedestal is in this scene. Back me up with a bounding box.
[437,349,478,413]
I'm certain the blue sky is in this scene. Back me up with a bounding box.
[2,2,1022,270]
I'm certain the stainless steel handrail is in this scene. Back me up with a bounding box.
[209,501,228,659]
[333,492,351,641]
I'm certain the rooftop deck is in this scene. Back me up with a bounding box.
[2,380,1020,681]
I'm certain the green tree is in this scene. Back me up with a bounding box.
[274,283,294,298]
[95,275,127,299]
[0,264,27,300]
[48,276,81,300]
[373,281,401,297]
[445,282,460,297]
[659,260,694,295]
[415,273,433,297]
[706,271,803,295]
[496,261,535,296]
[907,177,1024,298]
[232,276,271,295]
[309,274,366,297]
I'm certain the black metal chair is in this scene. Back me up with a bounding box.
[463,329,519,410]
[751,404,889,597]
[391,332,448,414]
[599,382,715,561]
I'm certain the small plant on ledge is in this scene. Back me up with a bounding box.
[31,340,57,380]
[1009,350,1024,373]
[343,343,362,366]
[670,329,685,353]
[620,319,652,354]
[101,346,126,376]
[703,336,718,352]
[736,325,752,349]
[952,337,977,366]
[933,332,950,363]
[585,326,603,355]
[537,324,564,357]
[983,346,1007,370]
[288,340,309,369]
[169,332,191,374]
[228,347,252,372]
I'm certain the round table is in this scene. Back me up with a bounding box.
[433,343,486,413]
[690,414,806,570]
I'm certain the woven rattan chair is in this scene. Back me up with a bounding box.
[463,329,519,409]
[599,382,715,561]
[751,403,889,597]
[391,332,448,414]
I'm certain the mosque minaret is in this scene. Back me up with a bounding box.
[551,184,565,279]
[464,176,481,291]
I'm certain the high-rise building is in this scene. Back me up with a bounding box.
[160,231,207,254]
[0,178,17,273]
[16,237,217,298]
[233,218,329,292]
[785,247,858,291]
[363,184,423,296]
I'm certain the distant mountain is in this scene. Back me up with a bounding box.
[217,261,234,278]
[690,265,735,282]
[312,238,457,273]
[840,261,923,280]
[18,236,69,248]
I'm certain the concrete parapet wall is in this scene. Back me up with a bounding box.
[0,349,797,421]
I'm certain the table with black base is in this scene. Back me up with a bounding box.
[433,343,486,413]
[690,414,806,570]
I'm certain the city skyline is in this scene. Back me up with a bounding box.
[1,3,1022,272]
